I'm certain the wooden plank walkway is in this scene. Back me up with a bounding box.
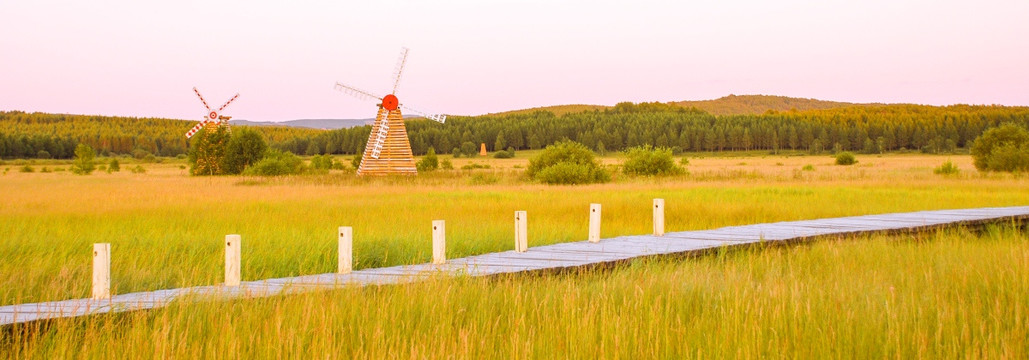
[2,206,1027,326]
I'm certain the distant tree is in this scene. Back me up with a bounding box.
[188,127,230,176]
[416,147,439,172]
[222,128,268,174]
[70,144,96,175]
[971,124,1029,172]
[622,145,685,176]
[107,159,120,173]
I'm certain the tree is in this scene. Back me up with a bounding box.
[971,124,1029,172]
[107,158,120,173]
[494,131,506,152]
[188,126,230,176]
[416,147,439,172]
[222,128,268,174]
[70,144,96,175]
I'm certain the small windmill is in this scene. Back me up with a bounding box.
[185,87,240,138]
[334,47,447,175]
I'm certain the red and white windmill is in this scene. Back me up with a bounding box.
[334,47,447,175]
[185,87,240,138]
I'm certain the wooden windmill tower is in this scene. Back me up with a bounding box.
[185,87,240,138]
[334,47,447,176]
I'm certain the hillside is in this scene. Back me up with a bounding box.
[231,118,373,130]
[485,104,610,117]
[673,94,868,115]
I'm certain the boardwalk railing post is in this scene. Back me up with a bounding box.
[589,203,601,243]
[92,243,111,300]
[515,211,528,252]
[339,226,353,274]
[225,234,241,287]
[432,220,446,264]
[653,198,665,236]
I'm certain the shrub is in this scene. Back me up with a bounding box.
[493,148,515,159]
[440,158,454,170]
[622,145,685,176]
[934,160,960,175]
[310,154,335,171]
[40,167,51,173]
[461,163,491,170]
[244,149,305,176]
[129,165,146,174]
[108,159,120,173]
[36,150,51,159]
[527,140,610,184]
[416,148,439,172]
[19,165,34,173]
[142,154,157,163]
[71,144,96,175]
[222,128,268,174]
[460,142,477,157]
[802,164,815,171]
[835,152,857,166]
[351,153,363,169]
[971,124,1029,172]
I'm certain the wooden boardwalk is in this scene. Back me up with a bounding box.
[2,206,1028,326]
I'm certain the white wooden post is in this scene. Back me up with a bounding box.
[225,234,241,287]
[432,220,446,264]
[92,243,111,300]
[338,226,353,274]
[653,198,665,236]
[515,211,528,252]
[589,203,601,243]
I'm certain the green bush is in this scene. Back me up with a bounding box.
[527,140,610,185]
[802,164,815,171]
[440,158,454,170]
[460,142,478,157]
[244,149,305,176]
[835,152,857,166]
[493,149,515,159]
[934,160,960,175]
[622,145,685,176]
[222,128,268,174]
[351,153,363,169]
[971,124,1029,172]
[416,148,439,172]
[108,159,120,173]
[71,144,96,175]
[40,167,51,173]
[129,165,146,174]
[19,165,34,173]
[310,154,335,170]
[461,163,491,170]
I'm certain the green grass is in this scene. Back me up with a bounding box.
[4,227,1026,358]
[0,153,1027,357]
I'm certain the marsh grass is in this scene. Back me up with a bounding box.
[3,226,1026,358]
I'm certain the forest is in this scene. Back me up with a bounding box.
[3,101,1029,159]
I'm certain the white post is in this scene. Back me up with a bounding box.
[653,198,665,236]
[92,243,111,300]
[589,203,601,243]
[338,226,353,274]
[225,234,241,287]
[515,211,528,252]
[432,220,446,264]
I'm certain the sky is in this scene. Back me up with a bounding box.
[1,0,1027,121]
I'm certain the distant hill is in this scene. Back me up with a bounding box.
[671,95,870,116]
[230,118,373,130]
[486,104,610,117]
[485,95,867,117]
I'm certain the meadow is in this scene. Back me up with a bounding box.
[1,152,1027,357]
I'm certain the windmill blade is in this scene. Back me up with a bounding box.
[334,82,383,102]
[185,119,210,138]
[400,104,447,124]
[369,110,392,159]
[193,87,211,111]
[391,47,409,95]
[218,93,240,112]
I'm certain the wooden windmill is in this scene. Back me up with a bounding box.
[334,47,447,176]
[185,87,240,138]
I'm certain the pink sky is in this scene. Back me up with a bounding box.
[1,0,1027,122]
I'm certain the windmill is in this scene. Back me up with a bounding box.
[334,47,447,175]
[185,87,240,138]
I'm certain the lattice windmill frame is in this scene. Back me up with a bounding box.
[334,47,447,175]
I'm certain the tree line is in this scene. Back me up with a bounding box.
[0,111,321,159]
[4,102,1029,159]
[277,102,1029,156]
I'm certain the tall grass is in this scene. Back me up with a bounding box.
[0,155,1027,306]
[3,227,1026,358]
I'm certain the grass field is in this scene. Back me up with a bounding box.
[1,152,1027,357]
